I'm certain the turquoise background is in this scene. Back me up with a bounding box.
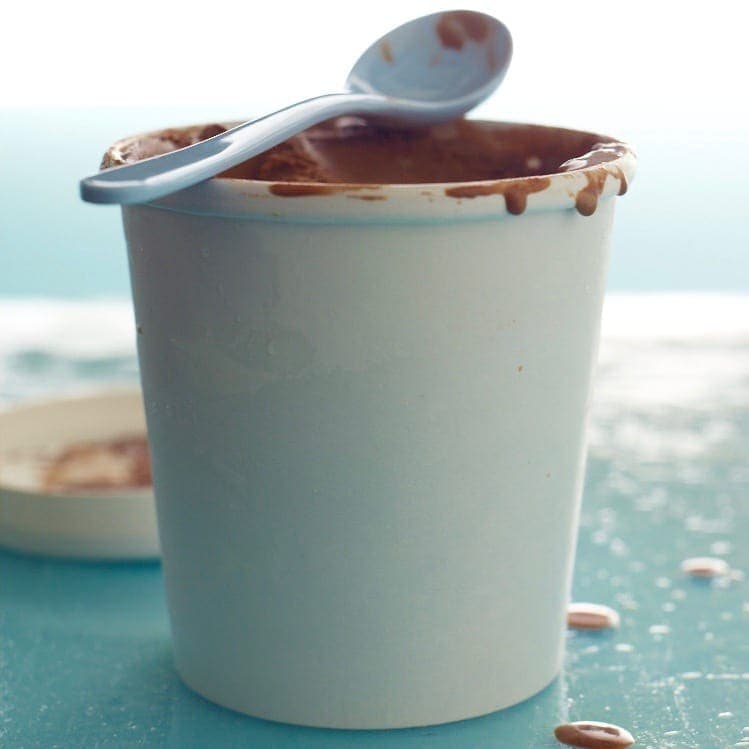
[1,108,748,296]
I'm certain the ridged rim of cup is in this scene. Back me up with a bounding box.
[105,120,636,223]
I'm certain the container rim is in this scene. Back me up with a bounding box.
[107,120,636,223]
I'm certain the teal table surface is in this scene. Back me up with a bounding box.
[1,294,748,748]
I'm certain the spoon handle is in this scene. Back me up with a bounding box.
[80,93,388,205]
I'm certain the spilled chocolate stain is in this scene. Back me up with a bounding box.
[347,194,387,201]
[610,165,628,195]
[380,40,393,63]
[444,176,551,215]
[559,142,632,216]
[573,164,629,216]
[574,170,608,216]
[269,183,381,197]
[560,142,632,171]
[436,11,490,50]
[270,183,347,197]
[560,141,632,214]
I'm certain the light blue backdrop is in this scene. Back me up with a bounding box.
[1,108,747,296]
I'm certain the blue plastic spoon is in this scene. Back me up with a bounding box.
[80,10,512,205]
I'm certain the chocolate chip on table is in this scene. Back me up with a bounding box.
[680,556,730,578]
[567,603,621,630]
[554,721,635,748]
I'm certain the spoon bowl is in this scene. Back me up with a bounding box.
[80,10,512,205]
[347,10,512,120]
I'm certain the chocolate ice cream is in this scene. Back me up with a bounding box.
[103,118,631,215]
[104,118,625,184]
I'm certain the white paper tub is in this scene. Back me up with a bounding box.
[116,121,635,728]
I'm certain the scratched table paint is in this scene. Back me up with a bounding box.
[0,294,747,748]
